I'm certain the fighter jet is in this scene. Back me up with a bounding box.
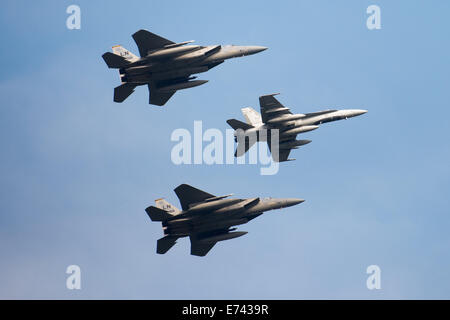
[102,30,267,106]
[227,94,367,162]
[145,184,303,256]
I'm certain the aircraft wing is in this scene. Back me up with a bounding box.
[267,130,298,162]
[147,83,176,106]
[132,29,175,57]
[174,184,215,211]
[189,237,217,256]
[272,147,292,162]
[189,227,233,256]
[267,138,293,162]
[148,74,202,106]
[259,94,292,124]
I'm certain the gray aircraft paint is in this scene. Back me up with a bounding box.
[102,30,267,106]
[145,184,303,256]
[227,94,367,162]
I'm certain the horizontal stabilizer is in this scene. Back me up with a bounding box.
[226,119,253,131]
[145,206,173,221]
[114,83,136,103]
[102,52,130,69]
[157,236,178,254]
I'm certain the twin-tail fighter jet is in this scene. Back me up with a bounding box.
[227,94,367,162]
[102,30,267,106]
[145,184,303,256]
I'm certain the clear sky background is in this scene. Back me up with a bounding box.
[0,0,449,299]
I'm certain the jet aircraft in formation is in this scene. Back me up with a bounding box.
[227,94,367,162]
[146,184,303,256]
[102,30,368,256]
[102,30,267,106]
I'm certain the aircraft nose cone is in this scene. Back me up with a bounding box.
[352,109,368,117]
[285,198,305,207]
[246,46,268,55]
[342,109,368,118]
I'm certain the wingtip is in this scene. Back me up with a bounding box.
[133,28,147,35]
[174,183,189,191]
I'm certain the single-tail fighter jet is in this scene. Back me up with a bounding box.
[145,184,303,256]
[102,30,267,106]
[227,94,367,162]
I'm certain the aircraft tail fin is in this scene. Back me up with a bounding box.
[155,198,181,215]
[114,83,136,102]
[111,45,139,62]
[242,107,263,126]
[157,236,178,254]
[145,197,182,221]
[226,119,253,131]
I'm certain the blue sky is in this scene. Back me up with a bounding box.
[0,0,449,299]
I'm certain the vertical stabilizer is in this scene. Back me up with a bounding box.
[155,198,181,215]
[111,45,139,62]
[242,107,263,126]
